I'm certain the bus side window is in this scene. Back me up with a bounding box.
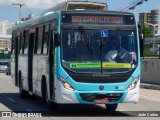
[34,27,39,54]
[37,26,43,54]
[42,24,50,54]
[21,31,25,54]
[24,30,29,54]
[19,31,22,54]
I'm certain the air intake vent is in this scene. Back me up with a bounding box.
[79,93,123,102]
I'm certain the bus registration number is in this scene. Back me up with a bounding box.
[94,98,109,104]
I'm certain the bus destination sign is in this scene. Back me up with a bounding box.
[71,15,123,24]
[62,13,134,25]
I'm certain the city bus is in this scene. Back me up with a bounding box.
[11,1,141,111]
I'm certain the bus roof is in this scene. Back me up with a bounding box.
[11,1,108,31]
[61,10,134,15]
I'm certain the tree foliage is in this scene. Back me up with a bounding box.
[141,25,154,37]
[144,44,157,57]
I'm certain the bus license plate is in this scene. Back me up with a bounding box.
[94,98,109,104]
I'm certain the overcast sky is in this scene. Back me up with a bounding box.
[0,0,159,22]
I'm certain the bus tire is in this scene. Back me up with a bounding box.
[19,72,28,99]
[41,76,47,101]
[105,104,118,111]
[47,100,57,110]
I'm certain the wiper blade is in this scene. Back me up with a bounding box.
[102,27,120,46]
[99,27,119,73]
[79,26,93,59]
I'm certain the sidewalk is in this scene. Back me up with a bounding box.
[140,82,160,90]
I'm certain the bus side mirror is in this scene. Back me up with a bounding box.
[140,33,144,57]
[138,25,144,57]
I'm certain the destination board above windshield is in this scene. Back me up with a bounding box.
[62,13,135,25]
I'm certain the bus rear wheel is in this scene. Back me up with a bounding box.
[105,104,118,111]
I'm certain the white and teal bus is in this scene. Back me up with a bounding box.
[11,2,142,111]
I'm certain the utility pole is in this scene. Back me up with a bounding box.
[12,3,25,24]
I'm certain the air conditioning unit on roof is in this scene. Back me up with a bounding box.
[39,0,108,16]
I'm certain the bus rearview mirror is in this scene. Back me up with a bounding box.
[54,34,60,47]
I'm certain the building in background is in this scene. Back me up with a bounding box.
[139,9,160,35]
[0,34,11,59]
[0,20,14,50]
[0,20,15,35]
[0,35,11,50]
[139,13,148,25]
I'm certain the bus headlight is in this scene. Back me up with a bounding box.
[128,76,139,91]
[60,76,74,91]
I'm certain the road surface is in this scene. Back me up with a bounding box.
[0,73,159,120]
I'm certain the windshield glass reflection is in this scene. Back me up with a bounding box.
[61,29,137,73]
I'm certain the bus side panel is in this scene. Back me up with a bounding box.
[28,33,35,94]
[18,46,48,95]
[18,55,28,91]
[32,55,42,96]
[32,55,48,97]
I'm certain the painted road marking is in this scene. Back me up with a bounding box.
[7,98,16,102]
[117,108,138,116]
[140,95,160,102]
[25,109,33,112]
[117,108,125,111]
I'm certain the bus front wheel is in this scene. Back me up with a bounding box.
[42,77,57,110]
[105,104,118,111]
[45,86,57,110]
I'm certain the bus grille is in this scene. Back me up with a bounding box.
[70,76,128,83]
[79,93,123,102]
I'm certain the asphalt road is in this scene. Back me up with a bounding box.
[0,73,160,120]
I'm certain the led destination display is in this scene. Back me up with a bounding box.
[62,13,135,25]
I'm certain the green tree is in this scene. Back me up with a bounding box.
[144,44,157,57]
[141,25,157,57]
[141,25,154,37]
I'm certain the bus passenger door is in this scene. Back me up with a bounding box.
[28,32,35,95]
[49,30,55,100]
[14,35,19,86]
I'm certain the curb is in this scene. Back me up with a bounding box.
[140,83,160,90]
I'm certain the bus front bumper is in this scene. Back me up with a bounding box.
[55,81,139,104]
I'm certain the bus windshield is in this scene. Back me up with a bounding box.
[61,28,138,73]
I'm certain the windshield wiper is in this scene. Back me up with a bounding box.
[100,27,120,73]
[102,27,120,46]
[79,26,93,59]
